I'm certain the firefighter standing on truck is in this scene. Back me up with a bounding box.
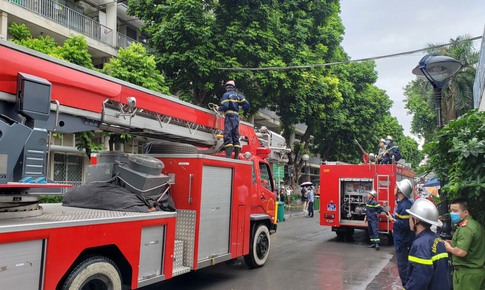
[386,179,415,286]
[404,198,450,290]
[364,190,384,251]
[218,80,250,158]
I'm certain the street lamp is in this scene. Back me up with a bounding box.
[412,54,462,128]
[302,154,310,182]
[412,54,462,240]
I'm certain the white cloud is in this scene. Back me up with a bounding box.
[340,0,485,137]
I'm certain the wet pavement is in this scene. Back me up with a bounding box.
[283,204,404,290]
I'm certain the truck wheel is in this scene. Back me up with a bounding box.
[62,256,122,290]
[244,224,270,269]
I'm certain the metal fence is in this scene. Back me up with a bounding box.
[9,0,113,46]
[116,32,136,49]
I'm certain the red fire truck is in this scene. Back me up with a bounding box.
[319,160,414,241]
[0,40,282,289]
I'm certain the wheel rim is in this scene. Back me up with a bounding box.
[256,231,269,259]
[80,274,113,290]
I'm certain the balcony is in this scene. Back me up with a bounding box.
[116,31,136,49]
[9,0,113,45]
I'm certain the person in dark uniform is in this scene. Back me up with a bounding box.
[381,136,401,164]
[386,179,415,286]
[364,190,384,251]
[405,198,450,290]
[218,80,250,158]
[444,198,485,290]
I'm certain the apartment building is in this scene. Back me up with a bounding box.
[0,0,146,65]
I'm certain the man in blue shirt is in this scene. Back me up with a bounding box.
[387,179,415,286]
[307,186,314,218]
[218,80,250,158]
[405,198,450,290]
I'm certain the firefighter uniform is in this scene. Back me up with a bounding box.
[218,88,249,156]
[405,229,450,290]
[450,216,485,290]
[392,197,415,285]
[366,197,383,246]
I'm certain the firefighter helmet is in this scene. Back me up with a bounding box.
[406,198,442,227]
[379,139,386,143]
[386,135,393,141]
[225,80,235,87]
[368,190,377,197]
[396,179,413,198]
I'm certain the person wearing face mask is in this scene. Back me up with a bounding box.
[386,179,415,286]
[404,198,450,290]
[444,198,485,290]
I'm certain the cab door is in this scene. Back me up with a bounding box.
[257,161,276,219]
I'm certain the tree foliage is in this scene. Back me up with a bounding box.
[128,0,420,182]
[425,110,485,225]
[102,43,170,94]
[51,35,94,69]
[8,23,94,68]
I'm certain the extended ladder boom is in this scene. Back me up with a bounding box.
[0,40,260,149]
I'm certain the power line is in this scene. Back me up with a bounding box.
[218,36,482,71]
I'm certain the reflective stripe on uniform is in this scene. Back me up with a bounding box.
[224,110,238,115]
[408,252,448,265]
[366,204,381,208]
[220,99,241,104]
[396,213,410,219]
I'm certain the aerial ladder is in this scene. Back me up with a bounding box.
[0,39,288,214]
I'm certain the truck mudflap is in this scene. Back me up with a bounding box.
[269,223,277,234]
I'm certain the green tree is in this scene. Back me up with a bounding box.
[425,110,485,225]
[8,23,58,54]
[102,42,170,94]
[129,0,346,185]
[8,23,94,69]
[51,35,94,69]
[128,0,220,103]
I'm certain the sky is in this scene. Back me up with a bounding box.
[339,0,485,139]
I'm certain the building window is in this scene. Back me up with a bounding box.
[53,153,83,183]
[126,26,137,40]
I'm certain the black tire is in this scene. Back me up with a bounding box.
[147,141,198,154]
[336,229,346,240]
[244,224,271,269]
[62,256,122,290]
[335,228,354,241]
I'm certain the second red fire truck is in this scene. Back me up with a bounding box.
[319,159,415,241]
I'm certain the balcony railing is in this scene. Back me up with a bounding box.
[116,32,136,49]
[9,0,113,46]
